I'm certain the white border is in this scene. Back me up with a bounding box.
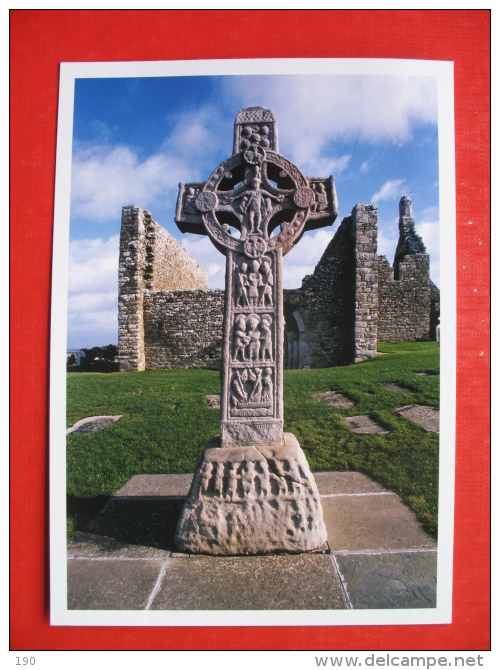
[50,58,456,627]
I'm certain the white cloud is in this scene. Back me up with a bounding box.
[377,225,399,259]
[372,179,406,202]
[71,144,195,222]
[182,235,226,289]
[283,229,334,288]
[222,74,437,171]
[67,236,119,347]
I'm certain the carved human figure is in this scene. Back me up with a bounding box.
[184,187,199,215]
[247,314,261,361]
[248,367,263,403]
[200,462,213,495]
[311,183,328,213]
[235,261,249,306]
[259,257,273,306]
[233,314,249,361]
[261,367,273,403]
[213,463,224,496]
[247,260,262,307]
[239,176,284,236]
[260,315,273,361]
[226,463,238,499]
[231,369,248,406]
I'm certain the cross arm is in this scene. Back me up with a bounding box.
[302,176,339,233]
[175,182,209,235]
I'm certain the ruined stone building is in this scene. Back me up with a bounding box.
[118,196,439,372]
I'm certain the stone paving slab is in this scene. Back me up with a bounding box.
[396,405,439,433]
[384,383,413,394]
[116,473,192,497]
[335,550,437,609]
[67,531,170,559]
[315,391,355,408]
[66,415,123,435]
[151,554,347,610]
[344,415,389,434]
[313,471,387,495]
[322,494,436,552]
[67,558,165,610]
[205,394,221,409]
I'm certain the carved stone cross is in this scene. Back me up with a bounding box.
[174,107,338,554]
[176,107,338,447]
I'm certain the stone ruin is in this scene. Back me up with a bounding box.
[118,191,439,375]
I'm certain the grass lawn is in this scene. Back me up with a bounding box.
[66,341,440,537]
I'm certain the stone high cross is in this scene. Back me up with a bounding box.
[174,107,338,554]
[176,107,338,447]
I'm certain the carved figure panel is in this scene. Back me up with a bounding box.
[229,367,274,417]
[233,255,274,309]
[231,313,274,363]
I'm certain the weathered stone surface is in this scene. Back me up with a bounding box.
[115,473,192,497]
[205,394,221,409]
[118,206,207,371]
[67,558,165,610]
[67,531,170,559]
[315,391,355,408]
[396,404,439,433]
[313,471,387,495]
[323,493,436,551]
[335,550,437,609]
[384,382,413,394]
[151,554,347,610]
[66,415,122,435]
[344,415,389,434]
[174,434,327,555]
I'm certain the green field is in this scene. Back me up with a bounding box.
[66,342,440,537]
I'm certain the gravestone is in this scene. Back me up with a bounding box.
[174,107,338,554]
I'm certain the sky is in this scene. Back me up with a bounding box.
[68,73,440,349]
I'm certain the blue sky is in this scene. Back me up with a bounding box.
[68,74,439,349]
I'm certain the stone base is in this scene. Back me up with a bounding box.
[174,433,327,555]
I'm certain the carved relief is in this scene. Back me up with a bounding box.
[229,367,274,416]
[233,256,274,308]
[310,182,328,213]
[195,452,311,502]
[183,186,201,215]
[231,314,274,362]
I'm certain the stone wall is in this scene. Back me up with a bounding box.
[144,289,224,369]
[118,206,207,371]
[353,205,378,362]
[377,198,431,342]
[283,204,378,368]
[377,254,431,341]
[118,206,147,372]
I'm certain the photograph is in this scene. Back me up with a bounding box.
[10,9,489,655]
[50,59,455,626]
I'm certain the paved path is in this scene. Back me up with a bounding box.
[67,472,436,611]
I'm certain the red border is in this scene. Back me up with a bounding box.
[10,10,490,650]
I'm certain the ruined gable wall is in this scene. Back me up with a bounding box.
[284,204,378,367]
[377,253,431,341]
[142,211,208,291]
[118,206,147,371]
[284,215,356,367]
[119,206,208,371]
[144,289,224,369]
